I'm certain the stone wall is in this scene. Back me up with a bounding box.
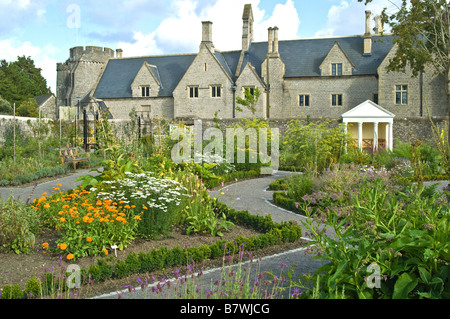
[0,115,52,144]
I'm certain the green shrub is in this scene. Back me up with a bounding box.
[24,277,42,298]
[1,284,24,299]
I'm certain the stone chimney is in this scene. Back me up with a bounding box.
[374,15,383,34]
[268,27,273,53]
[273,27,279,54]
[242,4,254,51]
[363,10,372,56]
[201,21,214,53]
[116,48,123,58]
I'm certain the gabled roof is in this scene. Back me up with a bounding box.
[34,94,54,106]
[93,54,196,99]
[341,99,395,119]
[92,34,394,99]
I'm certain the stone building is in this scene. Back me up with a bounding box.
[56,4,448,150]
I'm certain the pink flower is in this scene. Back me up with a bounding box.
[236,197,240,201]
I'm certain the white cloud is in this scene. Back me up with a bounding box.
[0,39,57,93]
[115,0,301,56]
[314,0,400,38]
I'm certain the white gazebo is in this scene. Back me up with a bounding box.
[341,100,395,152]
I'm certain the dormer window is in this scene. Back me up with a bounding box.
[141,86,150,97]
[332,63,342,76]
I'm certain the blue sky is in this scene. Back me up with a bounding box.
[0,0,400,93]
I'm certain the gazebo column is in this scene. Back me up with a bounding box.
[358,122,363,151]
[388,122,393,151]
[373,121,378,152]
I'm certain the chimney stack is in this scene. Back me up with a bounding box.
[365,10,371,35]
[201,21,214,53]
[374,15,383,34]
[273,27,279,54]
[268,27,273,53]
[116,48,123,58]
[363,11,372,56]
[242,4,254,51]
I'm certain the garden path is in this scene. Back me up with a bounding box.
[0,168,100,204]
[208,170,335,240]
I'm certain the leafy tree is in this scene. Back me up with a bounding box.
[16,97,39,118]
[236,87,262,116]
[0,95,12,115]
[0,56,52,108]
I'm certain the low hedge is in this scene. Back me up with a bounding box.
[0,198,303,299]
[272,191,304,215]
[205,169,261,189]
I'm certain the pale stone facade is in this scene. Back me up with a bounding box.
[56,4,448,144]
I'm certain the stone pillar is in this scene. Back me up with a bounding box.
[373,121,378,152]
[358,122,363,151]
[388,122,393,151]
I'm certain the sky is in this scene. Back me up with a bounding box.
[0,0,402,94]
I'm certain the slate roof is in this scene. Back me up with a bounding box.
[93,54,196,99]
[93,34,394,99]
[34,94,54,106]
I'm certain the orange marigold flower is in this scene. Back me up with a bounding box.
[134,215,142,221]
[42,192,47,196]
[67,254,74,260]
[142,206,148,210]
[62,205,69,209]
[86,237,92,243]
[42,242,49,249]
[104,249,108,256]
[60,243,67,250]
[57,184,62,187]
[124,205,131,209]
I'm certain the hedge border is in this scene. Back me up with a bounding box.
[0,198,303,299]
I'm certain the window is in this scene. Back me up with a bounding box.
[141,86,150,97]
[331,94,343,106]
[395,85,408,105]
[211,85,221,98]
[243,87,255,96]
[332,63,342,76]
[299,94,310,107]
[189,86,199,98]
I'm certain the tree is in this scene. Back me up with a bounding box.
[236,87,262,116]
[16,98,39,118]
[0,56,52,108]
[0,95,12,115]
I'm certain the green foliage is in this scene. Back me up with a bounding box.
[0,56,52,107]
[281,119,351,173]
[0,284,24,299]
[0,95,12,115]
[297,178,450,299]
[235,87,262,115]
[16,97,39,117]
[24,277,42,298]
[0,195,40,254]
[184,196,234,237]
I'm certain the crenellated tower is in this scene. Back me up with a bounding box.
[56,46,116,110]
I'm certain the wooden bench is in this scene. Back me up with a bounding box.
[59,147,90,171]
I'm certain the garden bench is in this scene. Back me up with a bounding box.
[59,147,90,171]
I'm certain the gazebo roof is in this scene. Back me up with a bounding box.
[341,100,395,120]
